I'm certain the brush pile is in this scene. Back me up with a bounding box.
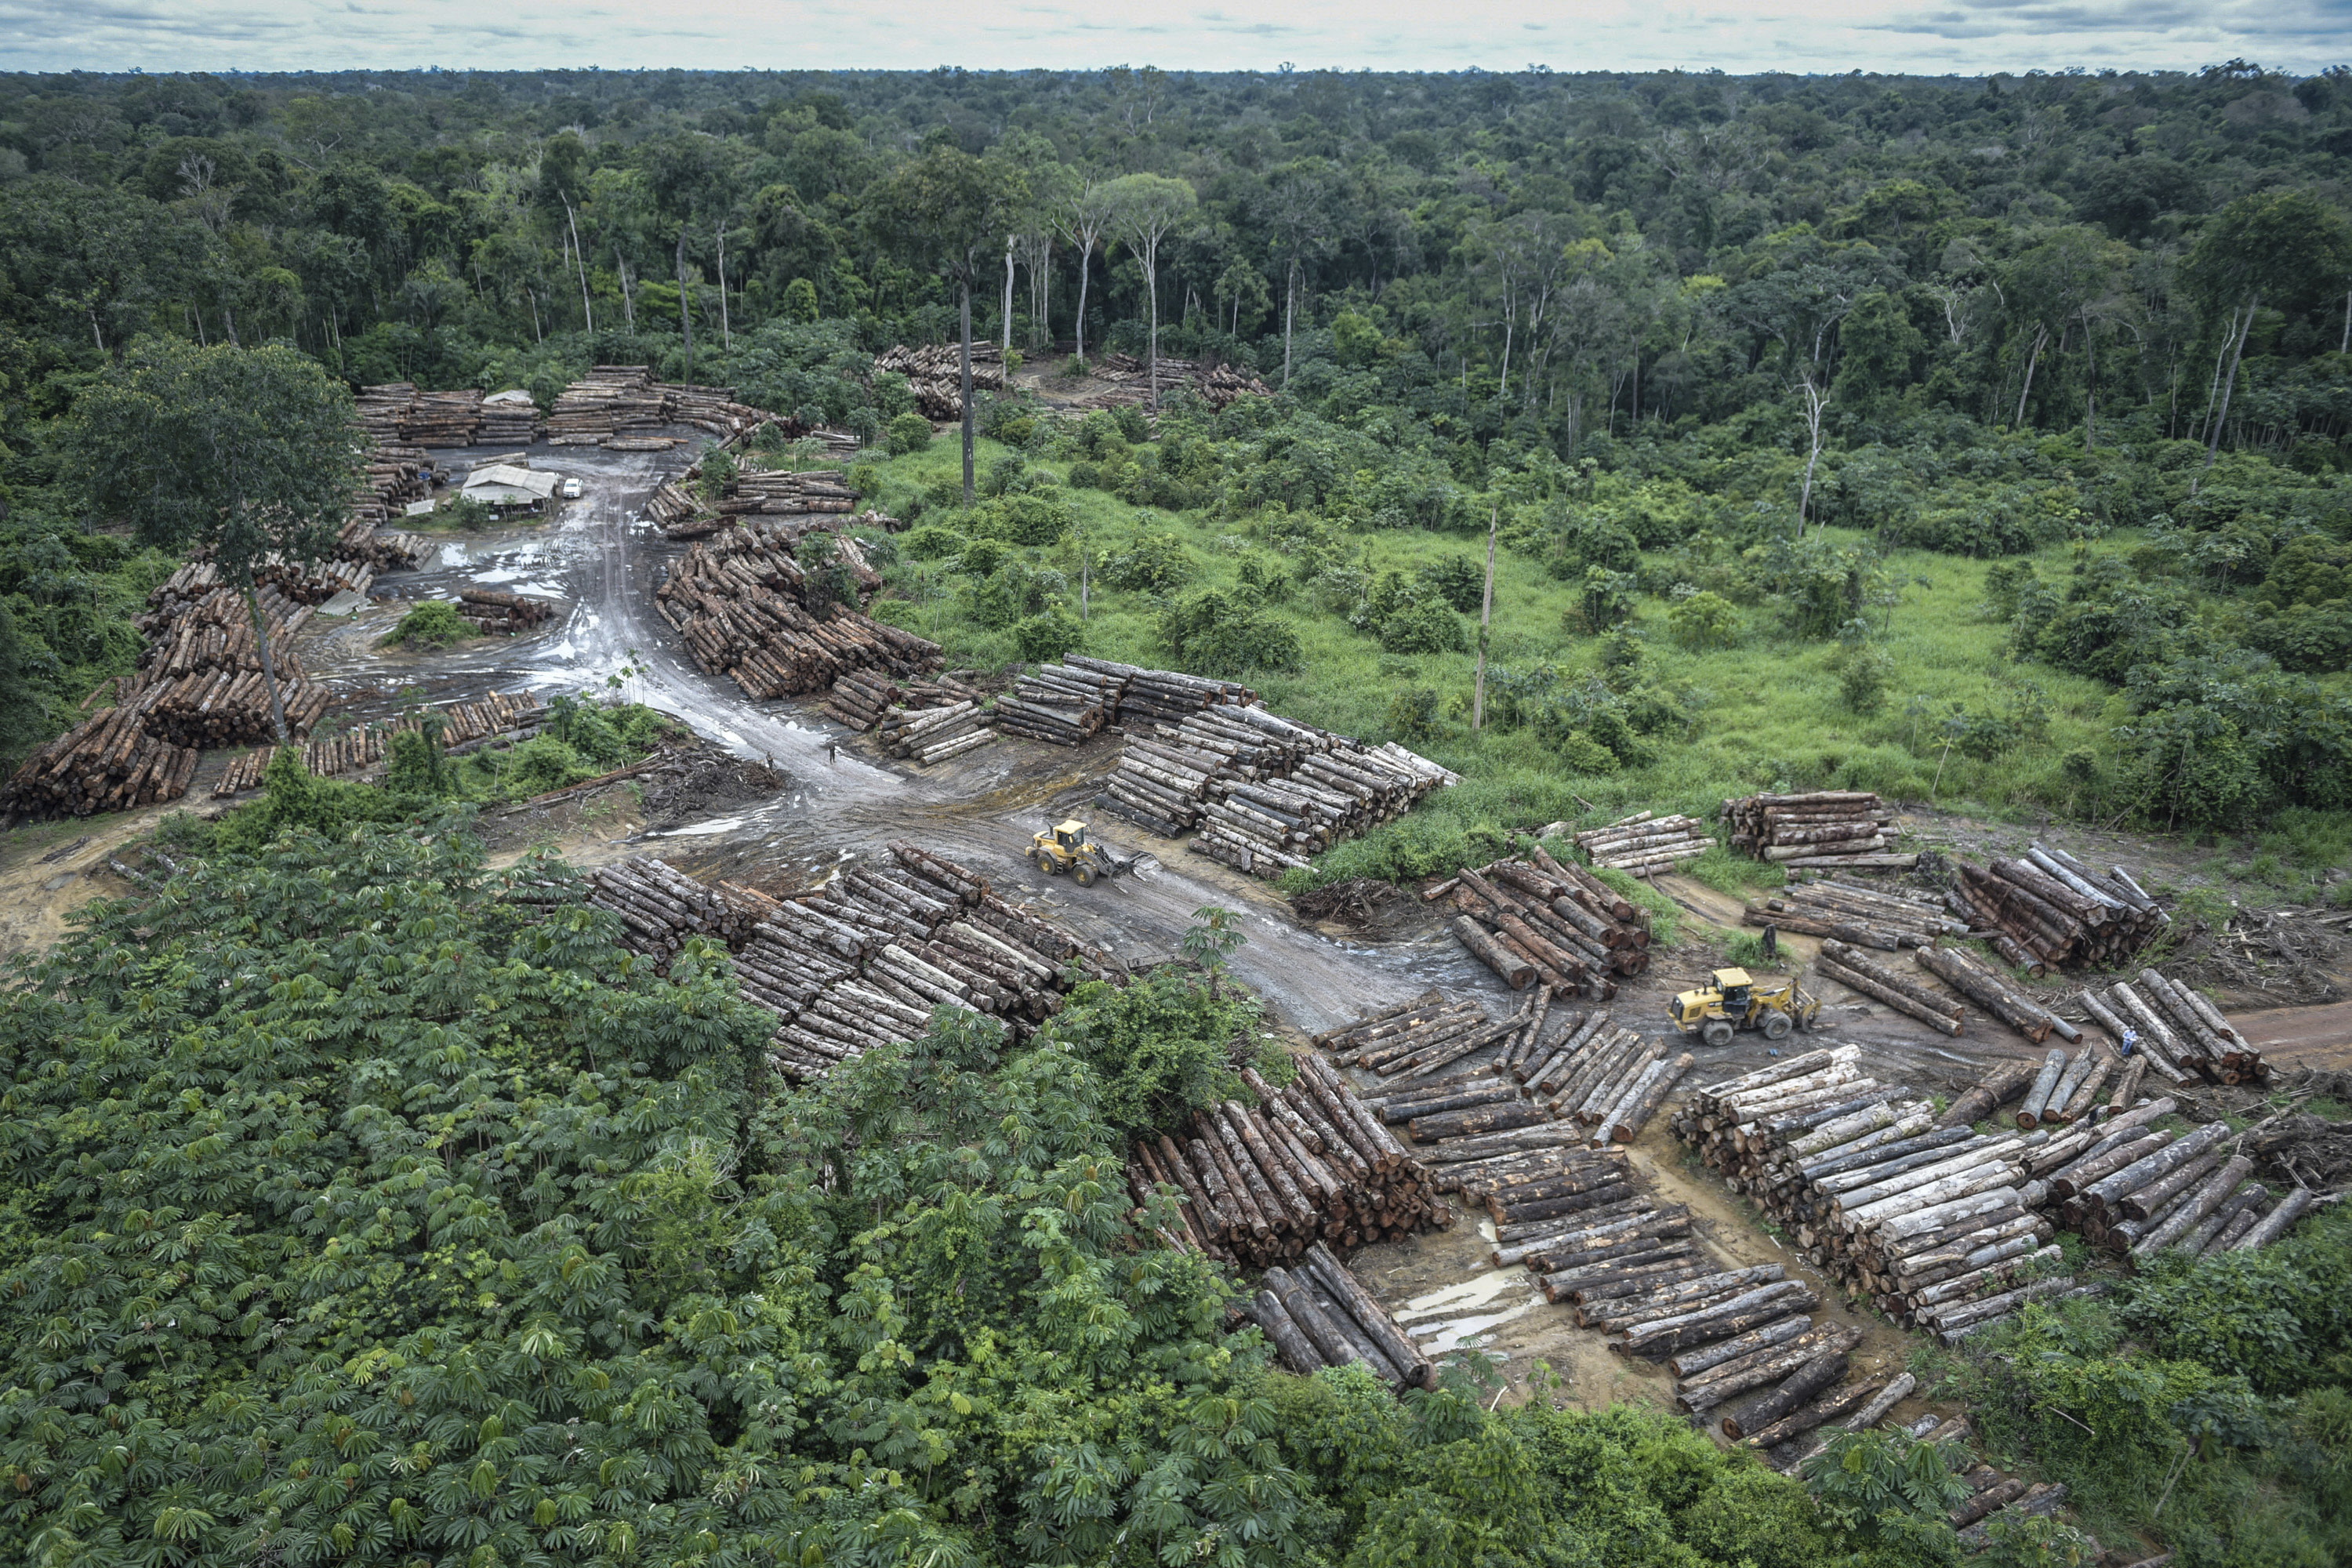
[877,701,996,765]
[655,522,945,699]
[1671,1047,2096,1341]
[822,669,987,732]
[1745,880,1961,950]
[455,588,558,636]
[873,343,1007,420]
[210,690,546,795]
[1239,1243,1435,1389]
[2077,967,2270,1085]
[0,698,198,821]
[1574,812,1714,874]
[1425,846,1652,996]
[1944,845,2169,972]
[1725,792,1912,869]
[1131,1054,1446,1272]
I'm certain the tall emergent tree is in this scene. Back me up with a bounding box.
[63,339,359,742]
[871,147,1026,504]
[2183,190,2352,466]
[1105,172,1198,410]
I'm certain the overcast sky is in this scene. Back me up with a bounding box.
[3,0,2345,77]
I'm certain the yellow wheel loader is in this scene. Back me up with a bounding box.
[1029,819,1156,888]
[1668,967,1821,1047]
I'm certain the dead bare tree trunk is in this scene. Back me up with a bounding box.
[2207,292,2258,467]
[242,583,290,745]
[960,280,976,506]
[676,228,695,387]
[1474,505,1497,731]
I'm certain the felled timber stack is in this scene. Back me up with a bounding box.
[1724,792,1911,869]
[654,383,771,441]
[2078,967,2268,1086]
[721,466,857,515]
[1134,1056,1446,1273]
[1574,811,1713,875]
[1945,844,2169,972]
[877,701,996,766]
[2035,1106,2313,1261]
[1913,944,2078,1046]
[586,856,747,964]
[0,693,198,821]
[1669,1049,2092,1341]
[337,511,428,572]
[1062,655,1252,725]
[1191,717,1454,880]
[822,668,986,732]
[477,392,539,445]
[873,343,1007,420]
[996,662,1121,746]
[397,387,483,447]
[1745,879,1961,950]
[210,689,547,795]
[1073,354,1274,412]
[355,383,418,441]
[135,584,333,747]
[545,365,669,445]
[1813,939,1968,1037]
[454,588,558,636]
[655,524,945,699]
[1428,844,1650,996]
[1241,1243,1435,1389]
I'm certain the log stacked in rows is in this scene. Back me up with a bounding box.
[344,430,432,568]
[356,383,417,442]
[478,394,539,445]
[1725,792,1912,869]
[1240,1243,1435,1389]
[995,662,1121,746]
[400,387,485,447]
[0,693,198,821]
[586,856,751,961]
[1069,354,1272,412]
[657,383,774,442]
[1428,845,1652,997]
[2027,1098,2316,1261]
[1062,654,1254,725]
[1945,844,2169,973]
[822,669,986,732]
[1574,811,1713,875]
[1813,939,1970,1037]
[2077,967,2269,1085]
[1669,1048,2093,1341]
[655,522,945,699]
[136,583,334,747]
[544,365,671,445]
[455,588,558,636]
[652,462,862,538]
[873,343,1007,420]
[211,690,546,795]
[1745,879,1962,950]
[1913,943,2079,1045]
[877,701,996,766]
[1132,1054,1446,1272]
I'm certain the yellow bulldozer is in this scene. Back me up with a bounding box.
[1668,967,1820,1047]
[1029,819,1156,888]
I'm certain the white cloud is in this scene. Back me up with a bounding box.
[1,0,2343,74]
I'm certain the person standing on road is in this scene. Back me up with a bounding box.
[826,740,839,766]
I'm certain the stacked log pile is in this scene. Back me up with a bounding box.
[1725,792,1912,869]
[822,669,986,732]
[356,383,418,442]
[1945,845,2169,972]
[1670,1048,2095,1341]
[1574,811,1713,875]
[455,588,557,636]
[2077,967,2270,1085]
[136,584,334,747]
[996,662,1121,746]
[587,856,750,962]
[1241,1243,1436,1389]
[1058,655,1253,725]
[655,524,945,699]
[1132,1055,1446,1272]
[478,393,539,445]
[1914,944,2079,1045]
[2027,1100,2316,1261]
[210,690,546,795]
[1813,939,1969,1037]
[1072,354,1273,412]
[873,343,1007,420]
[399,388,485,446]
[0,694,198,820]
[1427,845,1651,997]
[1744,880,1962,949]
[877,701,996,766]
[545,366,670,445]
[655,383,773,441]
[652,463,862,538]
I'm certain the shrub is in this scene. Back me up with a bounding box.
[1103,531,1196,592]
[1838,642,1896,713]
[1667,590,1742,649]
[1417,554,1486,612]
[901,524,964,561]
[1011,605,1085,662]
[1380,597,1468,655]
[437,493,495,531]
[380,599,473,648]
[1160,590,1305,677]
[969,493,1071,546]
[1385,688,1442,742]
[885,411,933,455]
